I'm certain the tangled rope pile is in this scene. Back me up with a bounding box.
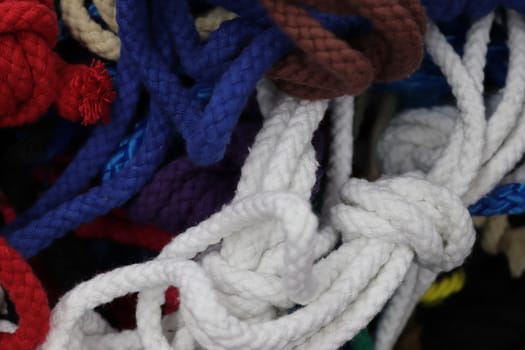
[376,9,525,348]
[0,0,115,127]
[261,0,426,98]
[2,2,525,350]
[61,0,426,99]
[59,0,238,60]
[39,46,483,347]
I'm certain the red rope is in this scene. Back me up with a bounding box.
[0,237,50,350]
[76,213,173,252]
[0,0,115,127]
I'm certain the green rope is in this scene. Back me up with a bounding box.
[351,329,374,350]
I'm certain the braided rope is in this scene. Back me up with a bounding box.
[0,237,50,350]
[37,72,479,350]
[2,2,286,256]
[375,10,525,349]
[60,0,238,60]
[0,1,368,259]
[0,0,115,127]
[126,121,259,233]
[261,0,426,99]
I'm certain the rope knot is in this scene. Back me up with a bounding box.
[0,0,115,126]
[165,191,320,321]
[331,174,475,272]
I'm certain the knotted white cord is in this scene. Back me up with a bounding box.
[39,12,525,350]
[375,10,525,349]
[40,77,475,350]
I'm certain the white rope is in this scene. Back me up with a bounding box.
[375,10,525,349]
[40,75,474,350]
[38,10,525,350]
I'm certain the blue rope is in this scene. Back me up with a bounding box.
[469,183,525,216]
[376,17,509,108]
[2,0,364,258]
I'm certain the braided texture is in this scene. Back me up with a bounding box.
[60,0,238,60]
[0,1,366,259]
[0,0,272,256]
[421,0,525,21]
[0,0,114,126]
[0,237,50,350]
[261,0,426,99]
[127,121,259,233]
[470,183,525,215]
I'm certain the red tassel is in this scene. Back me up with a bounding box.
[56,59,116,125]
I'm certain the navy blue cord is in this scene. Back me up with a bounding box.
[421,0,525,21]
[2,0,364,257]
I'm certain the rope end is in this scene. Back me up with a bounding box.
[56,59,116,125]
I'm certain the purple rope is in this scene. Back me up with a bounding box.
[3,1,359,257]
[127,121,260,233]
[126,119,328,234]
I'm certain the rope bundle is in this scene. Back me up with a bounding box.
[0,0,115,127]
[36,66,477,349]
[60,0,238,60]
[0,0,362,260]
[375,9,525,348]
[2,3,525,350]
[261,0,426,99]
[62,0,427,100]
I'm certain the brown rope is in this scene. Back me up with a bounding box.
[261,0,426,99]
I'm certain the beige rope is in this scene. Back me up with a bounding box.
[93,0,118,32]
[60,0,120,60]
[499,226,525,278]
[195,7,238,40]
[59,0,237,61]
[479,215,525,278]
[480,214,508,255]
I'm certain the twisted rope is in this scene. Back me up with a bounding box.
[469,183,525,215]
[0,0,115,127]
[62,0,426,100]
[125,121,259,233]
[38,73,478,350]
